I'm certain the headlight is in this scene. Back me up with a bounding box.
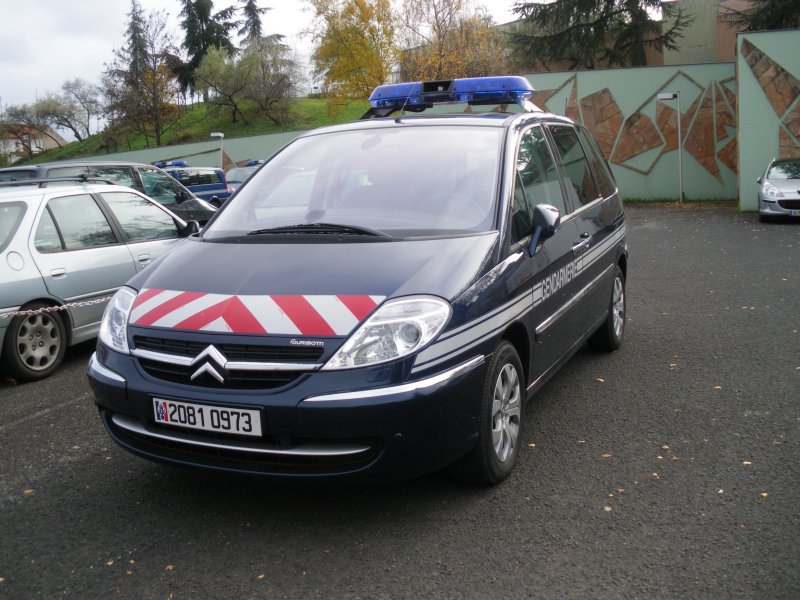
[763,182,783,198]
[98,287,136,354]
[323,296,451,370]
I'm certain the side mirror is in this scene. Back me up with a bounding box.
[529,204,561,254]
[179,220,201,237]
[756,177,762,184]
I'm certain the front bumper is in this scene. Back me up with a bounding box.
[758,195,800,217]
[87,347,487,480]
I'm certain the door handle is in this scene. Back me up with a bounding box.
[572,233,591,255]
[50,268,66,277]
[137,254,151,263]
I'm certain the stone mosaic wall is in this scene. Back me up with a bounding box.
[740,38,800,160]
[530,70,739,185]
[737,30,800,211]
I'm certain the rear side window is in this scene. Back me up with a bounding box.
[101,191,179,241]
[175,170,222,186]
[35,194,117,252]
[0,202,26,251]
[139,168,179,206]
[577,127,616,198]
[549,125,599,207]
[0,170,36,181]
[90,166,136,188]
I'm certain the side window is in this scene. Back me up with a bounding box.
[89,166,136,188]
[101,191,179,242]
[39,194,117,251]
[34,208,63,253]
[44,166,87,187]
[577,127,616,199]
[139,168,179,206]
[511,126,568,243]
[549,125,599,207]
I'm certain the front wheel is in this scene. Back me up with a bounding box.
[588,266,625,352]
[1,303,67,382]
[452,341,524,485]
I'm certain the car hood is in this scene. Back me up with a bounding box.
[765,179,800,193]
[126,233,498,337]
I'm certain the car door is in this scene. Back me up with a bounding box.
[98,190,183,271]
[31,192,137,333]
[547,123,621,340]
[509,124,583,380]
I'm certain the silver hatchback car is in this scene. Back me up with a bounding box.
[757,157,800,222]
[0,182,197,381]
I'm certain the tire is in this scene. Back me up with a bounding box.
[588,266,625,352]
[1,302,66,382]
[452,341,524,485]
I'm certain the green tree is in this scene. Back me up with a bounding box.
[508,0,693,70]
[241,36,300,125]
[237,0,271,42]
[307,0,395,114]
[103,1,180,147]
[177,0,237,95]
[194,47,253,123]
[723,0,800,31]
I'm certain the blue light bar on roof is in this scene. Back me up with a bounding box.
[368,76,535,110]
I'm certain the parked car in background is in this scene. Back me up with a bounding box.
[160,164,231,207]
[225,160,263,193]
[0,161,217,224]
[757,157,800,222]
[0,181,198,381]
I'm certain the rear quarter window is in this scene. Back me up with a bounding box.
[0,202,26,251]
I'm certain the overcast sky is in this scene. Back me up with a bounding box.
[0,0,520,109]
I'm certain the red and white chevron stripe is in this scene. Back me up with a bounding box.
[129,288,385,336]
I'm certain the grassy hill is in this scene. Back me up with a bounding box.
[27,97,370,163]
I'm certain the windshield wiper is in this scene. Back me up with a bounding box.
[246,222,391,238]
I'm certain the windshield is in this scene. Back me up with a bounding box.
[226,166,257,183]
[767,159,800,180]
[204,125,503,239]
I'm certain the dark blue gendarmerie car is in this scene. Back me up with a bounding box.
[87,76,628,484]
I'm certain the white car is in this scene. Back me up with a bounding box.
[0,181,197,381]
[757,158,800,222]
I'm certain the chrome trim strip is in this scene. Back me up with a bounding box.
[131,347,323,372]
[88,353,126,383]
[66,287,120,303]
[536,264,614,337]
[306,355,485,402]
[111,414,372,457]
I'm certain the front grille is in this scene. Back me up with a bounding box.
[134,336,324,362]
[777,199,800,210]
[133,335,324,389]
[138,358,303,389]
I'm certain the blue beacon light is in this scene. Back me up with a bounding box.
[368,76,538,112]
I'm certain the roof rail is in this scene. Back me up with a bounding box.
[361,75,541,119]
[0,175,118,188]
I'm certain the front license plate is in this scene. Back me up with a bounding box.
[790,209,800,216]
[153,398,262,437]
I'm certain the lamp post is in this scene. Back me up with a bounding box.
[210,131,224,169]
[657,92,683,203]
